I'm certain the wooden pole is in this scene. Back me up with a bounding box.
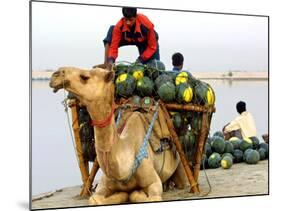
[160,102,199,193]
[193,112,211,183]
[165,103,215,113]
[80,158,100,196]
[69,101,90,197]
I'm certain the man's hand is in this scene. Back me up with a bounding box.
[135,56,144,64]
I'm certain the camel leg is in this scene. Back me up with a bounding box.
[129,161,163,203]
[89,179,129,205]
[89,192,129,205]
[169,162,189,189]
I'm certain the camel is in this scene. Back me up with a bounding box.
[49,66,188,205]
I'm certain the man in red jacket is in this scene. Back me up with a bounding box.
[103,7,160,66]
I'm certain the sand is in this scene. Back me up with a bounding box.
[32,160,268,210]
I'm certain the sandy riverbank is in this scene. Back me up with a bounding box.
[32,160,268,210]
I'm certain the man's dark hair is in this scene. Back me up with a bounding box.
[122,7,137,18]
[172,52,184,66]
[236,101,246,114]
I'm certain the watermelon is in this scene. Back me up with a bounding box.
[208,152,222,168]
[211,136,225,153]
[193,80,216,106]
[166,71,178,81]
[136,76,154,97]
[146,60,165,80]
[116,63,128,74]
[175,71,190,86]
[222,152,234,160]
[115,73,136,97]
[239,137,253,151]
[221,156,233,169]
[204,142,212,158]
[259,143,269,158]
[258,148,266,160]
[249,136,260,149]
[245,150,260,164]
[146,59,166,70]
[179,129,196,155]
[233,149,244,163]
[129,64,145,80]
[172,113,182,130]
[176,83,193,103]
[229,137,241,150]
[243,149,254,161]
[157,82,176,102]
[155,74,173,89]
[131,95,142,107]
[191,113,202,132]
[224,141,234,154]
[213,131,224,139]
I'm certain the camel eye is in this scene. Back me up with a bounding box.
[80,74,89,83]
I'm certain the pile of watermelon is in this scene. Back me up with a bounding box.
[201,131,269,170]
[114,61,215,106]
[114,61,216,162]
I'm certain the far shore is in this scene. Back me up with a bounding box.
[32,70,268,81]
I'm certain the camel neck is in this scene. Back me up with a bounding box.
[87,101,118,177]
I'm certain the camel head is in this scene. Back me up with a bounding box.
[49,66,115,105]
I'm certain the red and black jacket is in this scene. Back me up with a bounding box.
[108,14,158,62]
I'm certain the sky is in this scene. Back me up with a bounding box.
[32,1,268,72]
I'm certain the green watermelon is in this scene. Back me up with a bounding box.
[193,80,216,106]
[221,156,233,169]
[155,74,173,89]
[222,152,234,160]
[211,136,225,153]
[213,131,224,139]
[131,95,142,107]
[191,113,202,132]
[157,82,176,102]
[136,76,154,97]
[239,137,253,151]
[172,113,182,130]
[146,59,166,70]
[245,150,260,164]
[116,63,129,74]
[176,83,193,103]
[179,129,196,156]
[250,136,260,149]
[233,149,244,163]
[229,137,241,150]
[258,148,266,160]
[175,71,191,86]
[129,64,145,81]
[166,71,178,81]
[146,59,165,80]
[115,73,136,97]
[204,142,212,158]
[208,152,222,168]
[206,137,212,145]
[243,149,254,161]
[259,143,269,158]
[224,141,234,154]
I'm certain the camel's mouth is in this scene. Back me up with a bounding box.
[49,79,70,93]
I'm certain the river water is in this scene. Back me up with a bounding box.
[31,79,268,196]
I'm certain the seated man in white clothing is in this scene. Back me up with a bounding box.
[223,101,257,139]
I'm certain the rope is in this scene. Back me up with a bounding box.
[119,102,160,183]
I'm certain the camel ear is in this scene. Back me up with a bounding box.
[104,71,115,83]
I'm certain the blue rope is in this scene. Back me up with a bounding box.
[130,102,160,175]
